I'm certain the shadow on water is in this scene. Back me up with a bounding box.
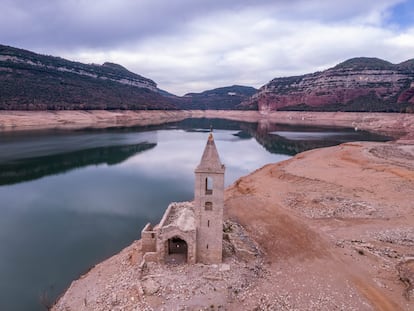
[172,117,390,155]
[0,143,156,186]
[251,122,390,155]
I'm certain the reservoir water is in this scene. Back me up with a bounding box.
[0,118,390,310]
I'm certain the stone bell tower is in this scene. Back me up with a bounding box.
[194,132,225,264]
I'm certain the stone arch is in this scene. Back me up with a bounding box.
[164,235,188,264]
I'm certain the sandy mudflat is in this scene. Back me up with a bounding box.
[52,136,414,310]
[0,110,193,131]
[1,110,414,141]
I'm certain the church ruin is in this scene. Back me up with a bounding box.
[141,132,225,264]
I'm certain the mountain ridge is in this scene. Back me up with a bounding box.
[1,44,414,112]
[0,45,157,91]
[0,44,176,110]
[176,85,258,110]
[0,44,256,110]
[241,56,414,112]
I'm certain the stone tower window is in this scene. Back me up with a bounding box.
[205,201,213,211]
[205,177,213,195]
[207,220,210,227]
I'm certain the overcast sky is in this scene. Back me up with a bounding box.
[2,0,414,95]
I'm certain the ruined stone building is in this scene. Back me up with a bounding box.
[141,132,225,264]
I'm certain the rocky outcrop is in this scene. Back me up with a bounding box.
[241,57,414,112]
[0,45,258,111]
[398,82,414,104]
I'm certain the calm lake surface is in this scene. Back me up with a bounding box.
[0,118,390,310]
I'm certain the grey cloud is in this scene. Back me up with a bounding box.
[1,0,280,50]
[1,0,411,95]
[1,0,400,51]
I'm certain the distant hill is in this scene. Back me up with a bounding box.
[0,44,175,110]
[2,45,413,113]
[241,57,414,113]
[177,85,258,110]
[0,45,257,111]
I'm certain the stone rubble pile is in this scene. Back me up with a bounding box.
[337,239,401,262]
[285,194,385,219]
[371,228,414,247]
[54,221,269,311]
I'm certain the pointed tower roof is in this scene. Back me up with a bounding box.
[195,132,225,173]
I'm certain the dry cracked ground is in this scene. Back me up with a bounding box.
[53,140,414,311]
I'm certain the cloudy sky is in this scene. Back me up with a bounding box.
[2,0,414,95]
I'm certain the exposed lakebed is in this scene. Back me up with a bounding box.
[0,118,390,310]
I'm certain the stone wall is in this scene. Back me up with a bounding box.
[141,223,156,253]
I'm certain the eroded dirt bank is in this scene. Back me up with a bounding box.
[0,110,193,131]
[53,140,414,311]
[1,110,414,141]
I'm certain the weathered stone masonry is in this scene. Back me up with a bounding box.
[141,132,225,265]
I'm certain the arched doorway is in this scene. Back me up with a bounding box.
[165,236,188,264]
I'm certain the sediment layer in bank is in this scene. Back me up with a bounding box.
[1,110,414,141]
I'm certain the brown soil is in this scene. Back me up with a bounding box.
[0,110,193,131]
[53,139,414,310]
[1,110,414,141]
[224,141,414,310]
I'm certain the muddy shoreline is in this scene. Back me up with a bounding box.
[1,110,414,141]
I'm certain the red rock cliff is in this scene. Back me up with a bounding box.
[241,57,414,112]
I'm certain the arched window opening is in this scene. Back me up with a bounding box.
[207,220,210,227]
[205,177,213,195]
[205,201,213,211]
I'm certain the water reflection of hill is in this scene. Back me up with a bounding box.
[253,133,344,155]
[173,118,390,155]
[251,122,390,155]
[172,118,255,132]
[88,117,388,157]
[0,118,391,186]
[0,143,156,185]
